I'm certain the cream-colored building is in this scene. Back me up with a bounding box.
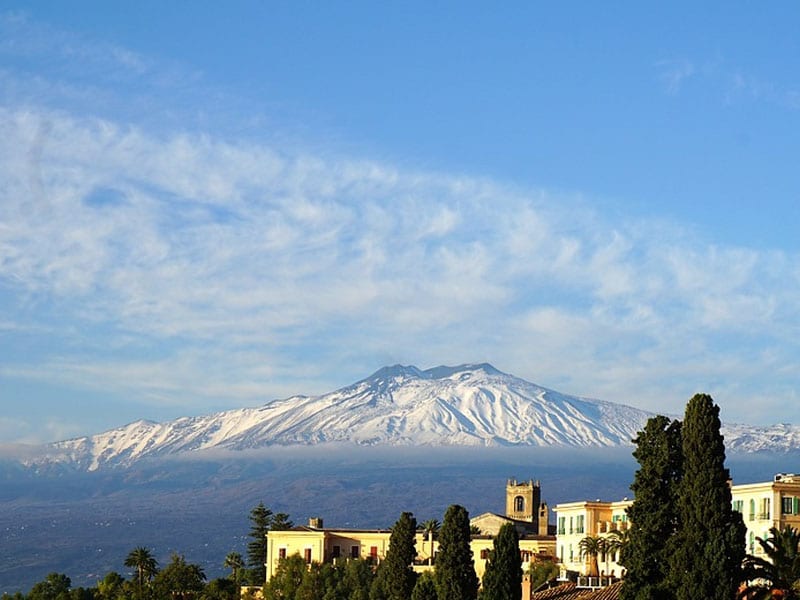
[553,499,631,578]
[552,473,800,580]
[731,473,800,556]
[265,478,556,583]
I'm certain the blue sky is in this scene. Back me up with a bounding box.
[1,2,799,444]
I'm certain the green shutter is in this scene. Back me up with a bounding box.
[794,497,799,515]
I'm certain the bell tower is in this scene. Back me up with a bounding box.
[505,478,541,523]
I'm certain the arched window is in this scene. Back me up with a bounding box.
[514,495,525,512]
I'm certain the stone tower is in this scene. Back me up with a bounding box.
[505,478,541,524]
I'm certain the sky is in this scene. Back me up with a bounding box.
[1,2,799,444]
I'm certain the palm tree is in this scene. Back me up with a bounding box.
[579,535,605,577]
[224,552,245,585]
[420,519,440,566]
[603,528,629,577]
[740,526,800,599]
[124,546,158,596]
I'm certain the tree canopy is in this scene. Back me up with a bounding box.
[435,504,478,600]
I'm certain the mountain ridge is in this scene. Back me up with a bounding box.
[21,363,800,471]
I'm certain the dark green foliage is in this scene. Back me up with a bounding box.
[270,513,294,531]
[223,552,244,584]
[435,504,478,600]
[620,415,682,600]
[339,559,374,600]
[373,512,417,600]
[246,503,274,584]
[152,553,206,600]
[411,572,438,600]
[528,560,559,591]
[201,578,238,600]
[264,554,306,600]
[28,573,72,600]
[668,394,745,600]
[481,523,521,600]
[740,526,800,599]
[124,547,158,598]
[95,572,125,600]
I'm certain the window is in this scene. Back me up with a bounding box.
[569,544,574,562]
[733,500,744,513]
[480,549,489,559]
[569,516,574,534]
[514,496,525,512]
[558,517,566,535]
[783,496,794,515]
[351,545,359,559]
[278,548,287,560]
[304,548,312,564]
[370,546,378,559]
[576,515,585,534]
[760,498,771,520]
[749,499,756,521]
[332,545,341,558]
[749,532,755,554]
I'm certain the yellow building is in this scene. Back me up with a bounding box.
[553,499,631,579]
[552,473,800,581]
[265,478,556,583]
[731,473,800,556]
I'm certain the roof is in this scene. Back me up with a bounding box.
[578,581,623,600]
[530,582,622,600]
[530,583,583,600]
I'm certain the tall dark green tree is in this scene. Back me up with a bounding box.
[668,394,745,600]
[372,512,417,600]
[435,504,478,600]
[246,503,273,585]
[481,522,522,600]
[410,572,437,600]
[620,415,682,600]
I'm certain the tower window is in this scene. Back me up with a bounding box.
[515,496,525,512]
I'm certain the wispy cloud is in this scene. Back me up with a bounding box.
[1,13,799,443]
[2,105,798,429]
[655,59,696,94]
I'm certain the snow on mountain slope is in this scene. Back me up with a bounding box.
[26,363,800,471]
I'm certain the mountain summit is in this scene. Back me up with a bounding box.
[27,363,800,471]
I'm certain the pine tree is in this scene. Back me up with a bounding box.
[435,504,478,600]
[668,394,745,600]
[373,512,417,600]
[481,522,522,600]
[246,502,273,585]
[620,415,682,600]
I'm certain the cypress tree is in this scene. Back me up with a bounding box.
[481,522,522,600]
[411,571,438,600]
[385,512,418,600]
[620,415,682,600]
[668,394,745,600]
[435,504,478,600]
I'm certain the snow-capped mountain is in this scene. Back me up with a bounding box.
[27,363,800,471]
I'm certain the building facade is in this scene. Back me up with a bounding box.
[553,473,800,579]
[731,473,800,556]
[553,499,631,579]
[265,477,556,583]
